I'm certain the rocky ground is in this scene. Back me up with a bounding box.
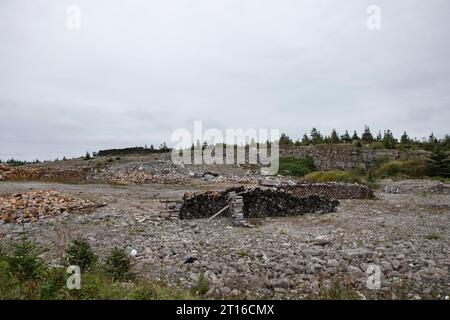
[0,179,449,300]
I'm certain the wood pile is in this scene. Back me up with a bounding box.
[89,161,189,184]
[0,164,43,181]
[0,189,101,223]
[179,186,339,220]
[0,165,88,182]
[283,182,374,199]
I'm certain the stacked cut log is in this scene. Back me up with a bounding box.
[282,182,374,199]
[89,161,188,184]
[0,165,88,182]
[0,189,101,223]
[0,165,44,181]
[179,186,339,220]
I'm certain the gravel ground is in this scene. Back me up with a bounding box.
[0,179,449,300]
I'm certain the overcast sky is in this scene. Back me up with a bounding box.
[1,0,449,160]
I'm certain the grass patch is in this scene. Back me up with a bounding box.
[192,272,209,296]
[425,233,440,240]
[372,159,428,179]
[278,156,316,177]
[238,250,247,257]
[303,170,366,184]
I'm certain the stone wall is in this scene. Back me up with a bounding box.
[280,145,430,171]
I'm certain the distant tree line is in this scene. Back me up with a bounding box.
[97,143,171,157]
[0,158,40,167]
[278,126,450,151]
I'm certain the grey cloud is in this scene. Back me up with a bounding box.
[0,0,449,160]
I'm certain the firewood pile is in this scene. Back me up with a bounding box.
[283,182,374,199]
[0,189,101,223]
[89,161,189,184]
[179,186,339,219]
[0,164,88,182]
[0,164,43,181]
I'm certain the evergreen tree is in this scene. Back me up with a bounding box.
[376,131,382,141]
[426,146,450,178]
[382,130,397,149]
[340,130,351,143]
[443,135,450,149]
[330,129,340,144]
[5,232,46,297]
[66,238,97,272]
[400,131,410,145]
[84,152,91,160]
[428,132,438,145]
[310,128,323,144]
[103,247,133,281]
[361,126,374,143]
[279,133,293,145]
[301,133,311,145]
[351,130,360,141]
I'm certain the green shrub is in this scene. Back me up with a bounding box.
[317,278,360,300]
[66,238,97,272]
[303,170,364,184]
[279,156,317,177]
[426,147,450,178]
[4,233,47,298]
[103,247,133,281]
[373,159,428,179]
[192,272,209,296]
[5,234,46,283]
[38,267,67,300]
[0,257,16,299]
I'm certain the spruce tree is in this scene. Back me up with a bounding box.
[310,128,323,144]
[6,232,46,297]
[103,247,133,281]
[361,126,374,143]
[330,129,340,144]
[426,146,450,178]
[376,131,382,141]
[351,130,360,141]
[341,130,351,143]
[382,130,397,149]
[279,133,293,145]
[400,131,410,145]
[301,133,311,145]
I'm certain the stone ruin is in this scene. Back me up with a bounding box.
[178,186,340,222]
